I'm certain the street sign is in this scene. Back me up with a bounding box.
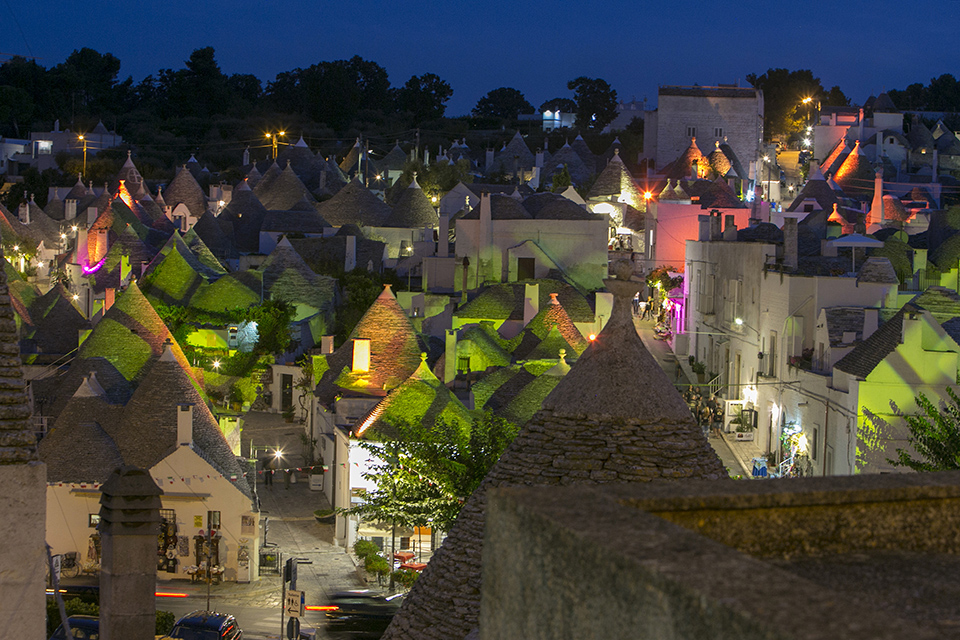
[285,589,304,618]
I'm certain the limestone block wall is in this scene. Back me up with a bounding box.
[481,477,955,640]
[657,91,762,171]
[0,463,46,640]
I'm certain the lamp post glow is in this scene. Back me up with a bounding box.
[266,131,286,159]
[78,134,87,178]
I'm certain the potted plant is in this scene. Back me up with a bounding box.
[313,509,335,525]
[731,408,755,441]
[282,407,295,423]
[691,360,706,384]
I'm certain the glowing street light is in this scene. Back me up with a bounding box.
[78,134,87,178]
[212,359,221,370]
[265,131,286,159]
[801,97,813,105]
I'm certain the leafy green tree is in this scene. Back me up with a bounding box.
[334,269,404,345]
[51,48,125,117]
[566,77,618,130]
[472,87,534,120]
[396,73,453,123]
[746,68,828,140]
[0,85,34,137]
[822,85,850,107]
[865,389,960,472]
[346,413,519,532]
[550,165,571,192]
[540,97,576,114]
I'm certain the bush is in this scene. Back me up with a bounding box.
[47,598,99,636]
[353,539,380,560]
[156,610,176,635]
[47,600,176,636]
[364,554,390,577]
[391,568,420,589]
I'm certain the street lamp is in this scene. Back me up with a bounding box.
[265,131,286,159]
[78,134,87,178]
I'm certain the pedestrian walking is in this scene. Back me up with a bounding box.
[711,398,724,439]
[632,292,640,316]
[261,454,274,487]
[698,403,712,437]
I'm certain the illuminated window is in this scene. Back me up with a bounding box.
[207,511,221,530]
[88,514,101,528]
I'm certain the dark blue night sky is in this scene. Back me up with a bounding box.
[6,0,960,115]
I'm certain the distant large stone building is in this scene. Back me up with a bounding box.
[653,85,764,175]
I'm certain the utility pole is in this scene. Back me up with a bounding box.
[78,135,87,179]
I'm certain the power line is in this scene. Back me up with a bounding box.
[2,0,33,59]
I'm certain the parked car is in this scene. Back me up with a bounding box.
[163,610,241,640]
[49,615,99,640]
[322,590,404,639]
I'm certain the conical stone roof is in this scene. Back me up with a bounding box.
[355,354,473,438]
[384,179,438,228]
[663,137,707,180]
[256,162,314,210]
[382,273,725,640]
[588,151,643,209]
[114,344,247,491]
[570,134,598,174]
[76,280,193,384]
[318,179,392,227]
[220,181,268,253]
[315,285,422,401]
[164,165,207,219]
[523,292,588,354]
[542,142,592,186]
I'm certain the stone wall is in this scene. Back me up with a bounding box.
[0,463,46,640]
[657,92,762,171]
[481,474,960,640]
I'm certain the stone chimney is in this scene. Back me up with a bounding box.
[723,215,737,241]
[344,235,356,272]
[858,108,864,141]
[86,206,98,225]
[104,288,115,312]
[438,214,449,258]
[932,149,939,184]
[177,404,193,447]
[352,338,370,373]
[77,228,89,266]
[242,147,250,166]
[485,148,495,172]
[479,193,494,280]
[863,308,879,339]
[444,329,457,384]
[65,199,77,220]
[698,215,711,242]
[18,202,30,224]
[98,466,162,640]
[783,218,798,270]
[320,336,334,354]
[869,168,884,225]
[709,211,722,241]
[523,283,540,326]
[535,148,544,168]
[93,229,109,264]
